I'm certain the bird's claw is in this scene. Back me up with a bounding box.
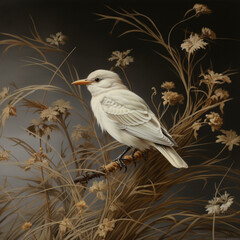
[114,157,127,172]
[113,146,131,172]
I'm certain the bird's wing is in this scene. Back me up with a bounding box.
[101,91,175,146]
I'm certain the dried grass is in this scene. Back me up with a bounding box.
[0,4,239,240]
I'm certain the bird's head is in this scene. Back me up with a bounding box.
[72,69,127,96]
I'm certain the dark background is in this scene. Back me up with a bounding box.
[0,0,239,192]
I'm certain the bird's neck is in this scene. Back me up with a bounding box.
[88,82,128,97]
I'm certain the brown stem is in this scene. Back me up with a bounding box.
[74,150,144,184]
[57,115,79,173]
[39,141,53,240]
[212,213,216,240]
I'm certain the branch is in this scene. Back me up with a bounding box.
[74,150,144,184]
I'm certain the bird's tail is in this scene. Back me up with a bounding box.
[154,144,188,168]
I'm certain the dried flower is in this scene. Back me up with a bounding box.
[200,70,231,86]
[76,200,87,208]
[181,33,208,55]
[219,192,234,212]
[71,124,93,142]
[53,99,72,114]
[206,197,221,215]
[90,180,107,192]
[59,217,73,236]
[193,4,211,16]
[0,87,9,100]
[27,118,59,140]
[161,81,175,90]
[40,107,59,122]
[205,112,223,132]
[210,88,229,113]
[27,118,42,135]
[24,156,35,171]
[206,191,234,215]
[216,130,240,151]
[89,180,107,200]
[108,49,134,67]
[192,119,202,139]
[22,222,32,230]
[162,91,184,106]
[46,32,67,47]
[1,104,17,128]
[25,148,48,171]
[76,200,87,214]
[211,88,229,102]
[201,27,216,39]
[97,218,116,239]
[0,150,10,161]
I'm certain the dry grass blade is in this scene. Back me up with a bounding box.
[0,4,239,240]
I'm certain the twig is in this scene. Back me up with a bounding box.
[57,114,79,172]
[74,150,144,184]
[39,142,53,240]
[212,213,216,240]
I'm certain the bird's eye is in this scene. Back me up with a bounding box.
[95,78,100,82]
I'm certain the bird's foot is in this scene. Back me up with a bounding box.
[113,157,128,172]
[113,146,131,172]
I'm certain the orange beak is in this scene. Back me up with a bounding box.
[72,79,92,85]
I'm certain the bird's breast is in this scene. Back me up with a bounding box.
[91,96,110,132]
[90,95,123,140]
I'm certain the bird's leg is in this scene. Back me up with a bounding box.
[113,146,132,171]
[131,148,138,167]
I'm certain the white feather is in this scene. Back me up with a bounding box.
[154,145,188,168]
[85,69,188,168]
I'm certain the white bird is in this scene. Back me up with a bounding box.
[72,69,188,169]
